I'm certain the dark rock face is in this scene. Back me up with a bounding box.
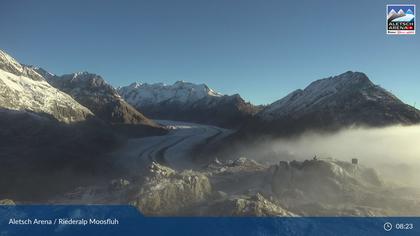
[43,72,159,126]
[242,71,420,137]
[190,94,261,128]
[0,108,123,201]
[133,94,260,129]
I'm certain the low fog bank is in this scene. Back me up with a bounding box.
[244,125,420,188]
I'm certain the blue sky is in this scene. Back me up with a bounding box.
[0,0,419,106]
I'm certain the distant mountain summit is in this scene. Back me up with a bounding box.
[242,71,420,136]
[34,69,160,127]
[0,50,93,123]
[119,81,223,107]
[118,81,260,128]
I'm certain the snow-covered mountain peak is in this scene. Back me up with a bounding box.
[172,80,222,97]
[127,82,142,88]
[259,71,379,120]
[72,71,95,78]
[174,80,188,85]
[0,50,45,81]
[119,81,258,128]
[69,71,102,81]
[304,71,372,94]
[54,72,109,89]
[118,81,223,107]
[0,51,93,123]
[0,50,23,74]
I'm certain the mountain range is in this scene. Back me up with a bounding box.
[118,81,261,128]
[241,71,420,137]
[2,48,420,145]
[1,48,420,200]
[197,71,420,162]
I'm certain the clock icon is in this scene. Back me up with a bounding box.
[384,222,393,232]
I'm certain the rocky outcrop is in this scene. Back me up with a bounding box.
[271,159,382,202]
[48,157,420,216]
[133,162,212,215]
[130,159,290,216]
[256,158,420,216]
[204,193,295,216]
[266,158,411,216]
[0,108,122,201]
[0,199,15,205]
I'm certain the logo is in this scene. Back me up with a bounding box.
[387,4,415,35]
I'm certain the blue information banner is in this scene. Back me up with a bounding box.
[1,205,419,236]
